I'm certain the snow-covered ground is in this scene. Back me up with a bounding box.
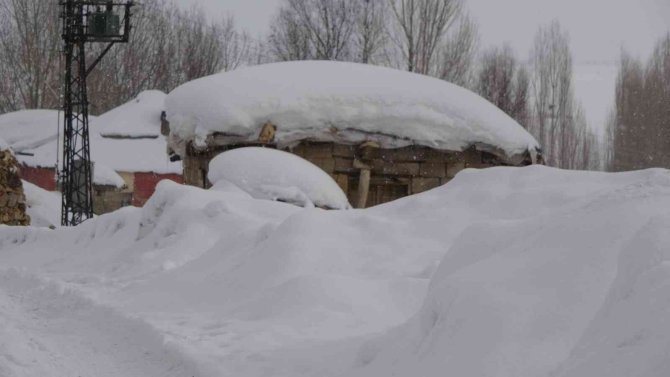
[1,166,669,376]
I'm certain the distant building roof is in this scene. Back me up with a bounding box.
[0,91,181,183]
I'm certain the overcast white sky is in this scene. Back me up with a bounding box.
[178,0,669,63]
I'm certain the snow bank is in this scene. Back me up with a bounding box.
[1,166,670,376]
[0,136,9,150]
[348,167,670,377]
[166,61,540,159]
[0,270,206,377]
[22,180,61,227]
[94,90,166,138]
[208,147,351,209]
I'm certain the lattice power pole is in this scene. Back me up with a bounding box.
[60,0,133,226]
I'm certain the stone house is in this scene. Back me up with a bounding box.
[165,61,542,208]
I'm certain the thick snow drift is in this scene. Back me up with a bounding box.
[1,166,669,377]
[208,147,351,209]
[166,61,540,159]
[0,270,204,377]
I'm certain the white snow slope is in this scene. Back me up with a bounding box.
[0,166,669,377]
[166,61,540,159]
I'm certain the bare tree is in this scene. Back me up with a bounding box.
[268,0,358,61]
[87,1,253,114]
[437,12,478,87]
[476,44,529,127]
[268,6,315,61]
[477,45,515,116]
[529,20,576,167]
[608,34,670,171]
[219,17,253,72]
[387,0,462,74]
[354,0,388,64]
[0,0,60,111]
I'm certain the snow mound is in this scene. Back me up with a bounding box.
[22,180,61,227]
[0,270,206,377]
[0,136,9,150]
[208,147,351,209]
[348,167,670,377]
[94,90,166,138]
[166,61,540,160]
[1,166,670,376]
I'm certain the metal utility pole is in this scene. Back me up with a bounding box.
[60,0,133,226]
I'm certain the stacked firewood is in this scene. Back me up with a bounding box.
[0,148,30,226]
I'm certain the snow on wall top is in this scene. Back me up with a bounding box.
[208,147,351,209]
[166,61,540,159]
[93,90,166,138]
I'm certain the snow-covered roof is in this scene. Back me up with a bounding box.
[94,90,166,138]
[208,147,351,209]
[0,110,59,152]
[91,135,181,175]
[166,61,540,160]
[0,96,181,178]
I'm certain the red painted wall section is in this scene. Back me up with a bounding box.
[132,172,183,206]
[20,165,57,191]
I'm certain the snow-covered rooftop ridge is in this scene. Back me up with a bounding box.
[94,90,166,138]
[166,61,540,159]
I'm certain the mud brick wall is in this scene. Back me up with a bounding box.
[0,149,30,226]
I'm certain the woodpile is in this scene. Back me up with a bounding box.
[0,148,30,226]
